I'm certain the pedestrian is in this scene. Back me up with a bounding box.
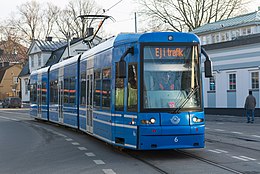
[244,91,256,123]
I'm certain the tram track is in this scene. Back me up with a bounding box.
[124,148,245,174]
[206,131,260,152]
[175,150,244,174]
[124,150,169,174]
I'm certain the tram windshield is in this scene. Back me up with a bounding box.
[142,45,201,111]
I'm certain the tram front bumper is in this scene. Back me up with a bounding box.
[138,125,205,150]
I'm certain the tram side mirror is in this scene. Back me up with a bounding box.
[117,60,126,78]
[201,47,213,78]
[204,59,213,78]
[117,47,134,78]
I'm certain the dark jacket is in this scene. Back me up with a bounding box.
[244,94,256,109]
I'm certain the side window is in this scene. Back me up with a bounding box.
[50,79,58,104]
[251,72,259,89]
[30,81,37,104]
[94,70,101,108]
[42,82,47,105]
[115,63,124,111]
[102,68,111,109]
[209,75,216,91]
[127,64,138,111]
[69,76,76,106]
[229,73,236,90]
[64,77,70,105]
[80,72,86,106]
[80,61,87,106]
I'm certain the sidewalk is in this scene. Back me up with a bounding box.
[205,114,259,124]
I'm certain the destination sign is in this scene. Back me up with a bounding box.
[155,48,183,58]
[144,46,186,59]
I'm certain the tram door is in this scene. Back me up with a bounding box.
[58,76,64,123]
[86,69,94,133]
[37,82,42,118]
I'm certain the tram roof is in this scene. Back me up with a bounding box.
[81,32,199,60]
[31,66,50,76]
[50,54,80,71]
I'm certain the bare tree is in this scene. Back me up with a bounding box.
[8,1,61,44]
[56,0,102,39]
[138,0,247,32]
[42,3,60,39]
[16,0,43,41]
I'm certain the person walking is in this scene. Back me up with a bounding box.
[244,91,256,123]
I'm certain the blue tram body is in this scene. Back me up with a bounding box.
[30,66,50,120]
[30,32,210,150]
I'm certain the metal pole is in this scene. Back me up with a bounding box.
[67,32,70,58]
[135,12,137,33]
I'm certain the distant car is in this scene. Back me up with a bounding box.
[2,97,22,108]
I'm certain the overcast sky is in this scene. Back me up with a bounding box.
[0,0,259,35]
[0,0,137,35]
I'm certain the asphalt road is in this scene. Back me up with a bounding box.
[0,109,260,174]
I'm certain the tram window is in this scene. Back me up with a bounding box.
[115,63,124,111]
[50,80,58,104]
[80,73,86,105]
[94,70,101,108]
[69,77,76,106]
[102,68,111,109]
[42,82,47,105]
[64,77,70,104]
[30,82,37,104]
[127,64,138,112]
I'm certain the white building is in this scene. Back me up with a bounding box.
[193,10,260,115]
[19,35,102,104]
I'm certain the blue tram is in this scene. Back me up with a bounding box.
[30,32,212,150]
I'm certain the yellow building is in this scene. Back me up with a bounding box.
[0,64,22,100]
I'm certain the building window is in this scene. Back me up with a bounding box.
[251,72,259,89]
[211,34,215,43]
[236,29,240,37]
[25,78,29,94]
[31,55,34,68]
[247,27,252,35]
[231,30,236,40]
[215,33,220,42]
[221,32,225,41]
[225,31,230,41]
[38,53,41,66]
[206,35,211,44]
[201,36,206,45]
[229,74,236,90]
[242,28,247,35]
[209,76,216,91]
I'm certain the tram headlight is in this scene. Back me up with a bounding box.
[141,118,156,124]
[192,117,204,123]
[150,118,156,124]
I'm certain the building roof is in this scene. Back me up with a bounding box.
[35,40,67,52]
[44,37,94,67]
[203,33,260,50]
[18,61,29,77]
[193,11,260,34]
[0,39,28,63]
[44,47,66,67]
[0,65,13,83]
[0,53,23,63]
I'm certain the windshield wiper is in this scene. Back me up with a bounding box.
[171,85,199,114]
